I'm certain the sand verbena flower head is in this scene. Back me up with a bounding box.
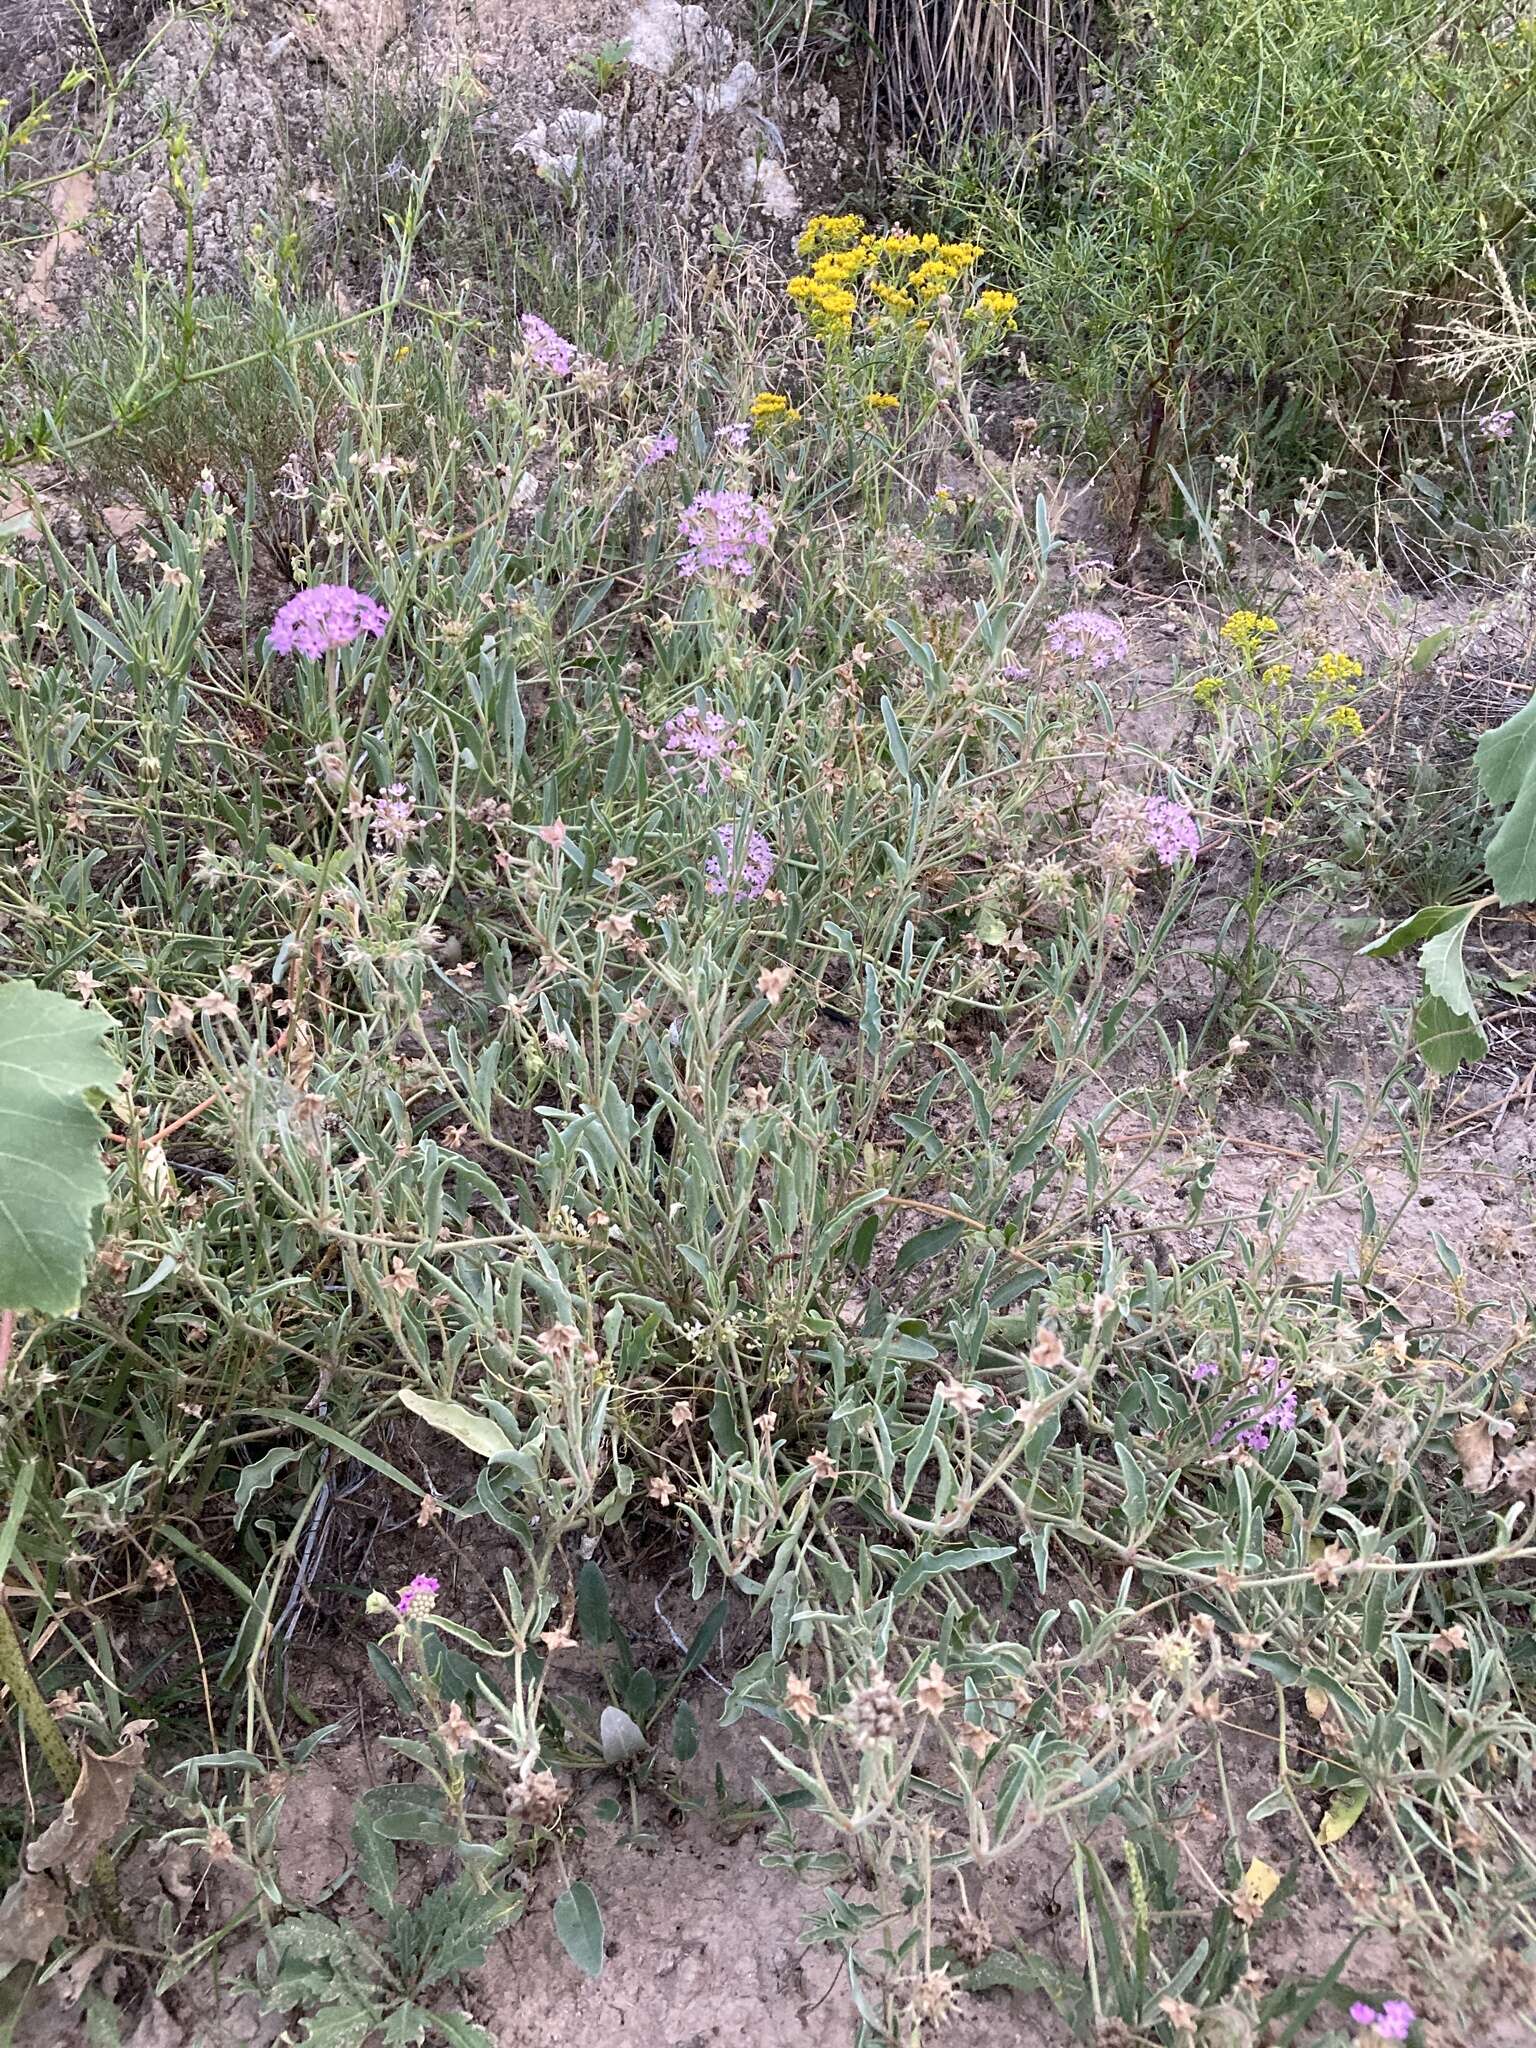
[1350,2001,1415,2043]
[678,489,774,578]
[662,704,741,790]
[1044,607,1130,671]
[268,584,389,658]
[1144,795,1201,867]
[704,823,776,902]
[395,1572,440,1618]
[520,312,575,376]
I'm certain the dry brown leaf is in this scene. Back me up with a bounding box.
[25,1721,151,1886]
[1453,1418,1495,1493]
[0,1871,68,1970]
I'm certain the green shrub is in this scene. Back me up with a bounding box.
[907,0,1536,557]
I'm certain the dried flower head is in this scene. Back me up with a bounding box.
[844,1671,906,1749]
[507,1766,565,1828]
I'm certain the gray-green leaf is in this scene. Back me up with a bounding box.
[552,1882,604,1979]
[0,982,121,1316]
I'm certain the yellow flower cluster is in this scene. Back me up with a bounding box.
[785,213,1010,343]
[749,390,801,425]
[866,392,900,410]
[1190,619,1368,751]
[1326,704,1365,739]
[1219,609,1279,656]
[1309,649,1364,687]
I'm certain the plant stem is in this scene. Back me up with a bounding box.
[0,1591,121,1917]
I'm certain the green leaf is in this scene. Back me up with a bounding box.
[1474,691,1536,806]
[1409,624,1460,673]
[0,982,121,1316]
[1420,908,1479,1018]
[672,1699,700,1762]
[1358,902,1476,960]
[432,2016,496,2048]
[352,1783,460,1849]
[553,1882,604,1979]
[891,1544,1016,1600]
[1483,757,1536,907]
[397,1391,517,1462]
[576,1560,611,1646]
[234,1447,302,1527]
[1414,993,1487,1075]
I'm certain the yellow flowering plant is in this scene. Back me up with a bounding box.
[784,213,1018,395]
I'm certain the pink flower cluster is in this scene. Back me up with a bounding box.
[1196,1354,1297,1454]
[1044,607,1130,670]
[678,489,774,578]
[395,1572,440,1618]
[1478,406,1516,444]
[640,431,679,468]
[705,824,776,902]
[1350,2001,1415,2042]
[663,705,741,790]
[268,584,390,658]
[1144,794,1200,867]
[521,313,575,376]
[370,783,416,851]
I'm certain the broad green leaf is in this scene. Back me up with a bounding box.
[397,1391,516,1462]
[1359,902,1475,960]
[432,2016,495,2048]
[553,1882,604,1979]
[1420,910,1479,1018]
[1474,691,1536,806]
[1483,757,1536,906]
[0,982,121,1316]
[1413,993,1487,1075]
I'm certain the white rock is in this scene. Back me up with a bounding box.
[513,108,608,183]
[740,153,799,222]
[626,0,726,75]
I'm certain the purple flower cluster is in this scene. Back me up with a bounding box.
[715,421,751,452]
[640,431,679,469]
[370,782,416,851]
[1044,607,1130,670]
[268,584,390,659]
[1350,2001,1415,2043]
[678,489,774,578]
[521,312,575,376]
[396,1572,440,1618]
[705,823,776,902]
[1225,1356,1297,1453]
[1144,794,1201,867]
[663,705,741,790]
[1479,406,1516,444]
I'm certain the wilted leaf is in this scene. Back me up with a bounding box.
[1303,1686,1331,1721]
[1453,1418,1495,1494]
[1318,1782,1370,1846]
[26,1721,150,1885]
[553,1881,604,1979]
[0,1872,68,1971]
[1232,1856,1281,1923]
[0,981,122,1316]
